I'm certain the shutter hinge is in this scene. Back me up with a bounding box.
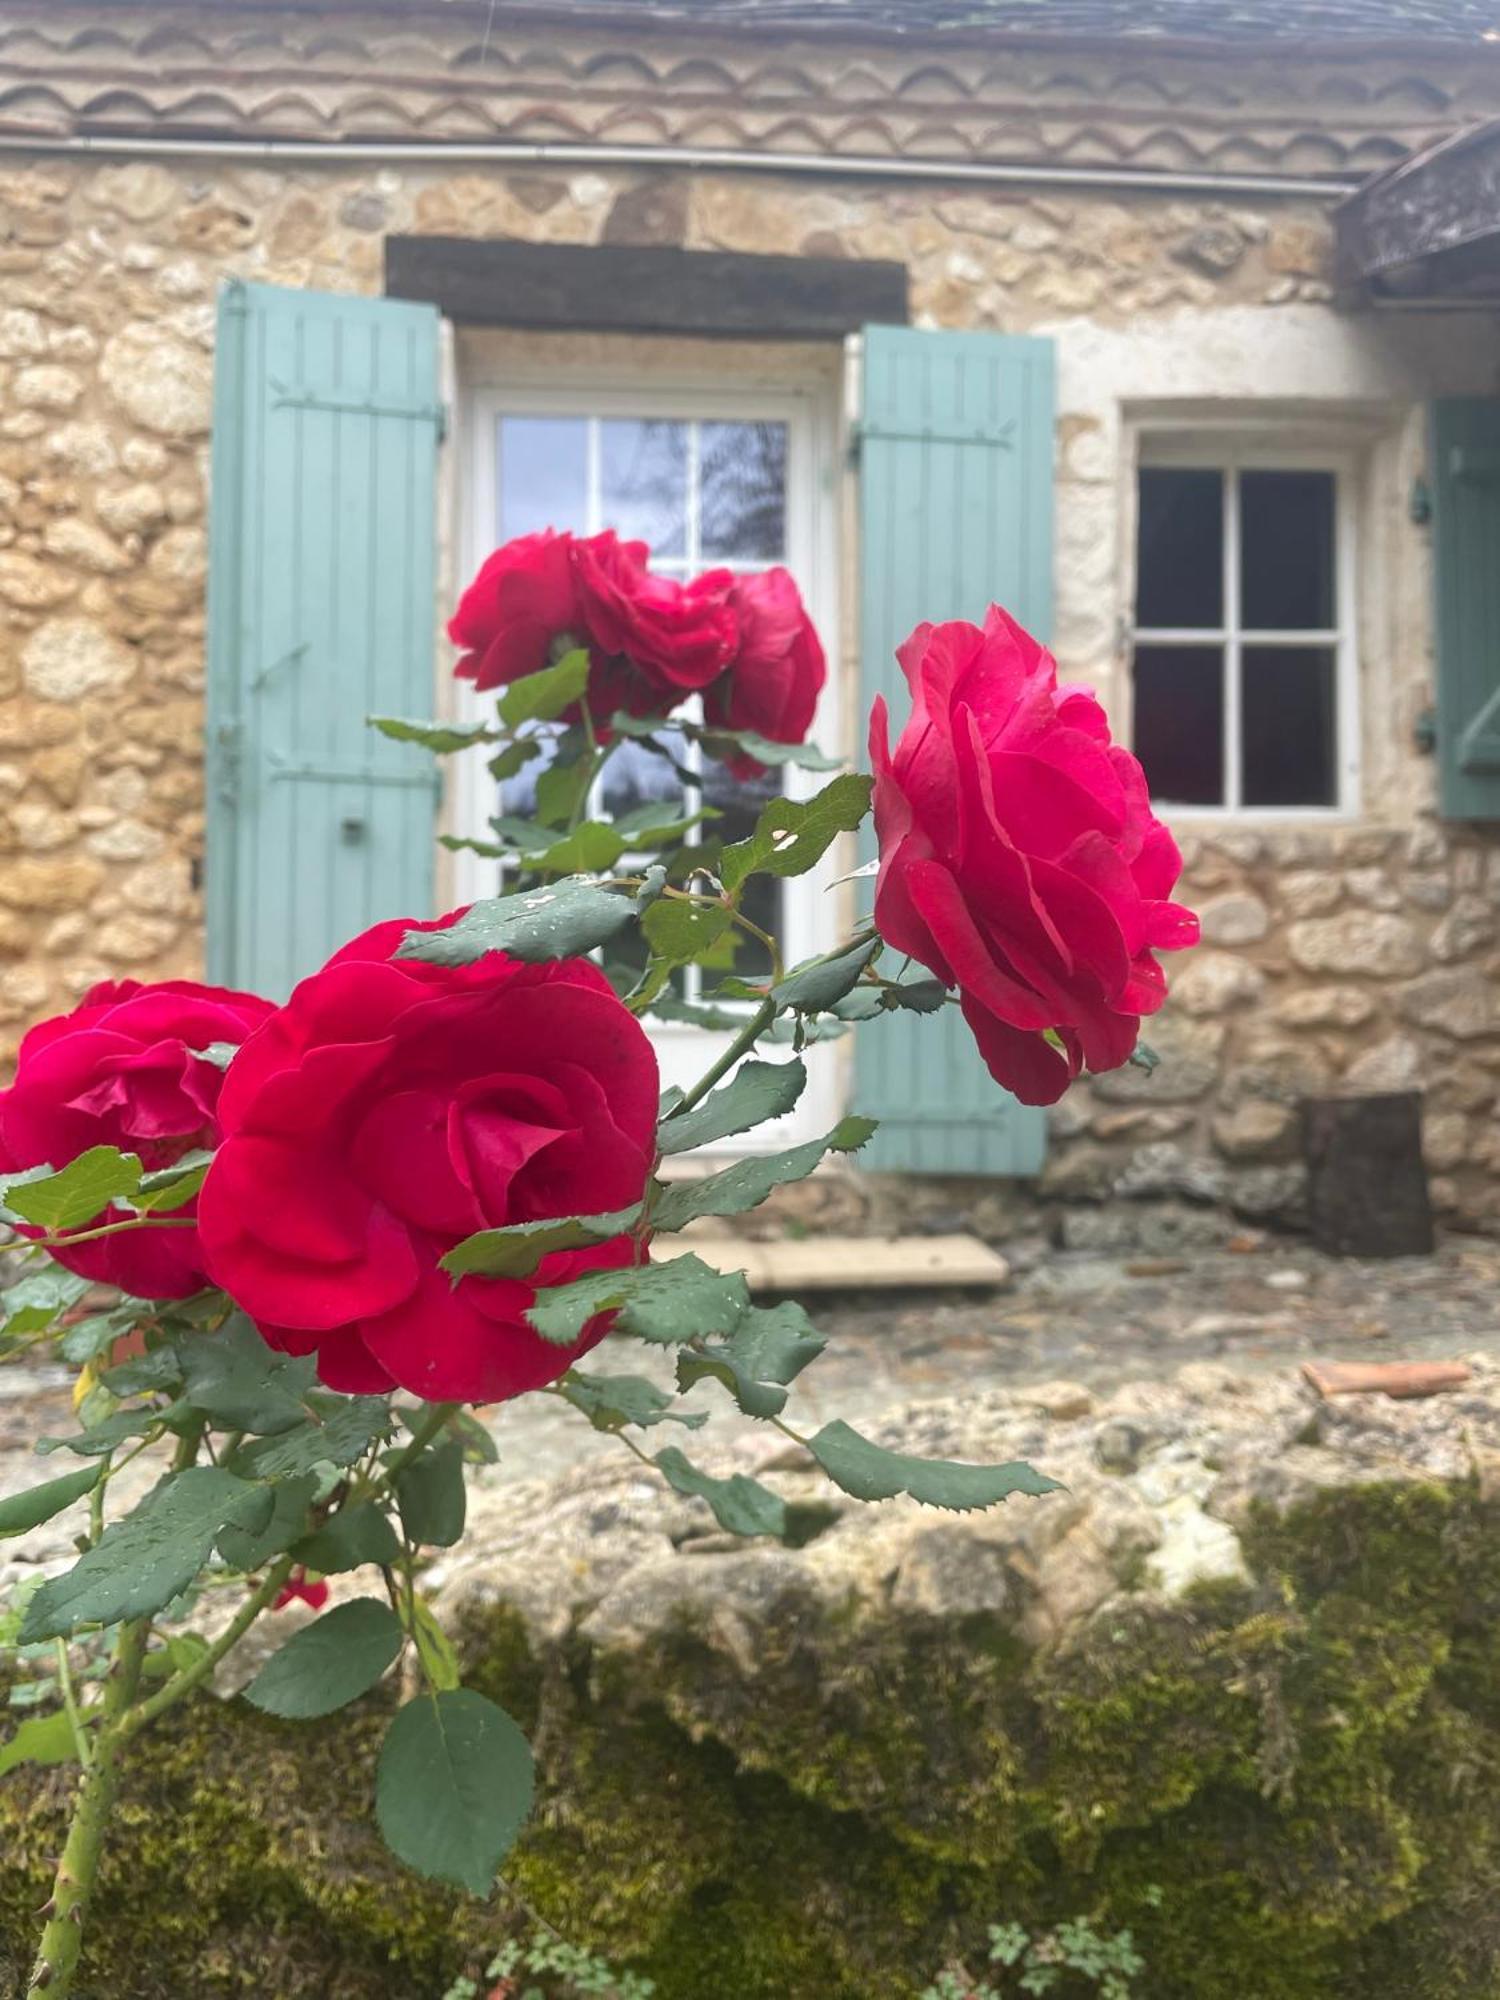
[1413,706,1437,755]
[1409,476,1431,525]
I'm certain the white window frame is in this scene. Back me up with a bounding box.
[1130,435,1360,822]
[451,363,844,1152]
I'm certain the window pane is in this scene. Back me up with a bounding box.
[1240,471,1335,632]
[1241,645,1337,808]
[700,421,788,562]
[600,419,688,555]
[1133,644,1224,806]
[1136,468,1223,629]
[599,732,688,822]
[497,416,589,540]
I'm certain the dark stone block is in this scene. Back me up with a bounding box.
[1301,1091,1434,1258]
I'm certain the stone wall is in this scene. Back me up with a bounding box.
[3,100,1500,1220]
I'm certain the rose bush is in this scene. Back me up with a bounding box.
[196,913,659,1403]
[0,977,273,1298]
[870,605,1198,1105]
[704,567,827,776]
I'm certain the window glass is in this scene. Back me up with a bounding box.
[1133,644,1224,807]
[700,421,788,563]
[1240,470,1335,631]
[600,418,689,558]
[497,416,588,539]
[1136,467,1223,629]
[1241,646,1337,808]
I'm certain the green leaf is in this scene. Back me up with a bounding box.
[441,1205,643,1281]
[772,938,880,1014]
[178,1315,317,1435]
[807,1420,1063,1512]
[634,863,668,912]
[244,1597,403,1719]
[0,1461,102,1539]
[534,755,593,829]
[21,1467,265,1640]
[133,1150,213,1213]
[653,1447,787,1539]
[560,1370,708,1434]
[4,1146,142,1230]
[646,995,744,1032]
[527,1254,749,1349]
[1,1269,92,1340]
[98,1344,183,1396]
[658,1059,806,1157]
[520,823,625,876]
[291,1499,400,1575]
[37,1408,162,1457]
[398,880,635,967]
[650,1117,878,1232]
[700,728,843,772]
[191,1041,238,1070]
[395,1441,467,1549]
[370,714,494,755]
[376,1690,535,1895]
[403,1593,461,1693]
[217,1472,319,1572]
[59,1299,150,1367]
[641,899,732,968]
[0,1706,81,1779]
[450,1408,500,1466]
[238,1398,393,1480]
[496,649,590,727]
[878,976,948,1016]
[676,1301,826,1420]
[719,774,873,894]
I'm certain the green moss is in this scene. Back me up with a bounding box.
[5,1476,1500,1998]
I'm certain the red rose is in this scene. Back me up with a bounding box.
[870,606,1198,1106]
[448,529,582,693]
[272,1566,329,1613]
[197,915,659,1404]
[574,531,738,692]
[705,568,826,776]
[0,979,276,1298]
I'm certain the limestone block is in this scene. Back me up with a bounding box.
[0,960,51,1022]
[84,818,165,861]
[1168,950,1265,1017]
[97,484,168,536]
[1400,969,1496,1041]
[1346,867,1401,912]
[9,801,75,853]
[42,517,132,574]
[1405,871,1452,913]
[147,525,207,586]
[86,163,178,222]
[1212,1099,1299,1162]
[44,422,120,478]
[1196,890,1269,945]
[93,912,179,962]
[1287,912,1422,978]
[1431,894,1495,964]
[1343,1033,1426,1090]
[100,323,211,437]
[0,552,76,609]
[0,856,105,911]
[49,326,98,364]
[1273,986,1375,1030]
[121,437,168,477]
[1279,870,1341,918]
[120,859,192,915]
[1423,1112,1469,1172]
[12,365,83,411]
[21,618,135,701]
[0,308,46,358]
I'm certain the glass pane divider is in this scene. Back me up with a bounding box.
[1224,466,1241,814]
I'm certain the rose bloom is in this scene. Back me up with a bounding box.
[871,606,1198,1106]
[704,567,826,776]
[448,528,581,694]
[197,915,659,1403]
[0,979,276,1298]
[573,531,738,693]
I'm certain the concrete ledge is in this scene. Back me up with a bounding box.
[654,1232,1010,1292]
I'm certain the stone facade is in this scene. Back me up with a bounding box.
[3,2,1500,1226]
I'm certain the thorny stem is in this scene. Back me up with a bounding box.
[53,1641,91,1771]
[661,998,777,1123]
[114,1557,295,1746]
[31,1215,197,1253]
[388,1401,461,1479]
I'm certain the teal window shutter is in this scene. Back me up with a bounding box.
[854,325,1055,1175]
[206,280,443,998]
[1432,398,1500,821]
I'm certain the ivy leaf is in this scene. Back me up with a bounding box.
[560,1370,707,1434]
[657,1060,806,1157]
[290,1499,400,1575]
[395,1441,467,1549]
[719,774,873,894]
[651,1117,878,1232]
[773,938,880,1014]
[217,1472,319,1572]
[370,715,494,755]
[244,1598,404,1720]
[20,1467,266,1640]
[654,1448,787,1539]
[676,1301,826,1420]
[496,649,590,727]
[178,1315,318,1435]
[238,1398,392,1480]
[700,728,843,772]
[641,899,732,968]
[3,1146,142,1230]
[399,880,635,967]
[807,1420,1063,1512]
[1,1269,92,1340]
[0,1707,82,1779]
[376,1690,535,1895]
[440,1205,643,1281]
[0,1462,103,1539]
[527,1255,749,1349]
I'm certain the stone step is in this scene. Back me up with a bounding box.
[654,1231,1010,1291]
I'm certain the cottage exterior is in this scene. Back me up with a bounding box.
[4,0,1500,1226]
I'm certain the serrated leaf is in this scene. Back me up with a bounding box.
[0,1706,82,1779]
[133,1150,213,1213]
[441,1205,643,1281]
[20,1467,265,1640]
[535,755,593,829]
[399,880,635,967]
[395,1441,466,1549]
[98,1344,183,1396]
[641,899,732,968]
[37,1408,162,1457]
[654,1447,787,1539]
[496,649,590,727]
[0,1461,102,1539]
[403,1592,461,1693]
[676,1301,826,1420]
[658,1060,807,1157]
[650,1117,878,1232]
[58,1299,151,1368]
[772,938,880,1014]
[807,1420,1062,1512]
[719,774,873,894]
[238,1398,392,1480]
[521,822,625,876]
[449,1408,499,1466]
[4,1146,142,1231]
[701,728,843,772]
[245,1597,403,1720]
[560,1370,707,1434]
[217,1472,319,1572]
[647,995,744,1032]
[371,714,494,755]
[290,1499,400,1575]
[527,1254,748,1349]
[178,1315,318,1434]
[376,1690,534,1895]
[1,1269,92,1340]
[878,977,948,1016]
